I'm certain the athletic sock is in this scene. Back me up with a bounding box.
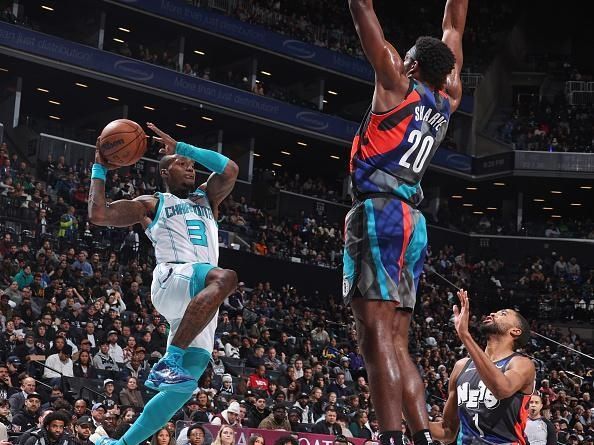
[412,429,433,445]
[379,430,403,445]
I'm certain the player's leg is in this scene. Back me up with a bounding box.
[146,264,237,392]
[92,348,210,445]
[351,298,404,444]
[396,210,433,445]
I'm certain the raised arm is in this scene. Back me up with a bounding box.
[88,141,155,228]
[441,0,469,112]
[348,0,408,95]
[430,358,466,442]
[201,160,239,214]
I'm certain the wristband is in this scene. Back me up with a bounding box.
[91,163,108,181]
[176,141,229,174]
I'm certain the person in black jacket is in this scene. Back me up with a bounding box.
[22,411,72,445]
[312,405,342,436]
[11,392,41,433]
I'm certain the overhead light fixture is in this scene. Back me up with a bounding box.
[473,211,484,215]
[551,215,562,218]
[327,90,338,95]
[75,82,88,88]
[37,88,49,93]
[543,207,553,210]
[272,162,282,167]
[0,68,7,72]
[580,186,592,190]
[297,141,307,147]
[463,203,473,207]
[49,115,60,120]
[48,100,61,105]
[41,5,54,11]
[466,187,478,190]
[493,182,505,186]
[143,105,155,111]
[201,116,213,121]
[280,151,291,155]
[113,38,124,43]
[175,123,187,128]
[107,96,119,101]
[193,50,206,55]
[487,207,498,210]
[323,100,328,104]
[533,198,545,202]
[118,27,130,33]
[570,203,582,206]
[551,191,562,194]
[330,155,340,160]
[451,195,463,199]
[260,71,271,76]
[253,153,261,157]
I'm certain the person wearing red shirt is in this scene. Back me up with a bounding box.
[247,365,269,396]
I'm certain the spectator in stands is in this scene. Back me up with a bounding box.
[93,340,118,372]
[8,376,35,415]
[119,377,144,409]
[211,425,236,445]
[74,415,95,445]
[247,365,270,395]
[11,392,41,432]
[211,401,241,427]
[43,344,73,383]
[312,405,342,436]
[22,410,71,445]
[150,427,175,445]
[258,404,291,431]
[101,379,120,407]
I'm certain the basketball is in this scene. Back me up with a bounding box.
[99,119,147,167]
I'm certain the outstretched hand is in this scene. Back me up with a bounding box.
[453,288,470,338]
[94,138,119,170]
[147,122,177,156]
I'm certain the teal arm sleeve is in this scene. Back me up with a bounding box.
[175,141,229,174]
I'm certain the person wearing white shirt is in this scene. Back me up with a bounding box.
[44,346,74,384]
[107,330,124,364]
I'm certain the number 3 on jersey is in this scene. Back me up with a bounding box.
[187,220,208,246]
[398,129,435,173]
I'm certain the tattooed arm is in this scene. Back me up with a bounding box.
[88,142,156,228]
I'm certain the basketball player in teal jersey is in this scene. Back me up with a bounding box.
[88,122,238,445]
[430,290,536,444]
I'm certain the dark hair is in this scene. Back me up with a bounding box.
[513,311,530,349]
[43,410,70,428]
[273,436,298,445]
[187,424,206,439]
[411,36,455,89]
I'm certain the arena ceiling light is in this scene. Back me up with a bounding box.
[323,100,328,104]
[107,96,119,101]
[330,155,340,160]
[201,116,213,121]
[113,38,124,43]
[36,88,49,93]
[41,5,54,11]
[0,68,7,72]
[533,198,545,202]
[280,151,291,155]
[580,185,592,190]
[543,207,553,210]
[473,211,483,215]
[493,182,505,186]
[551,215,562,218]
[570,203,582,206]
[253,153,261,157]
[466,187,477,190]
[272,162,282,167]
[550,190,562,194]
[297,141,307,147]
[327,90,338,95]
[49,115,60,120]
[143,106,155,111]
[48,100,61,105]
[193,50,206,55]
[487,207,497,210]
[260,71,272,76]
[175,123,187,128]
[462,203,473,207]
[451,195,463,199]
[75,82,88,88]
[118,27,131,33]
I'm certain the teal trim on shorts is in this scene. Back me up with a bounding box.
[147,192,164,230]
[364,200,389,300]
[189,263,216,297]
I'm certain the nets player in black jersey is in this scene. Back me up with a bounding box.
[430,290,536,444]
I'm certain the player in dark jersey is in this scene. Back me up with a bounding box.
[344,1,468,445]
[430,290,536,444]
